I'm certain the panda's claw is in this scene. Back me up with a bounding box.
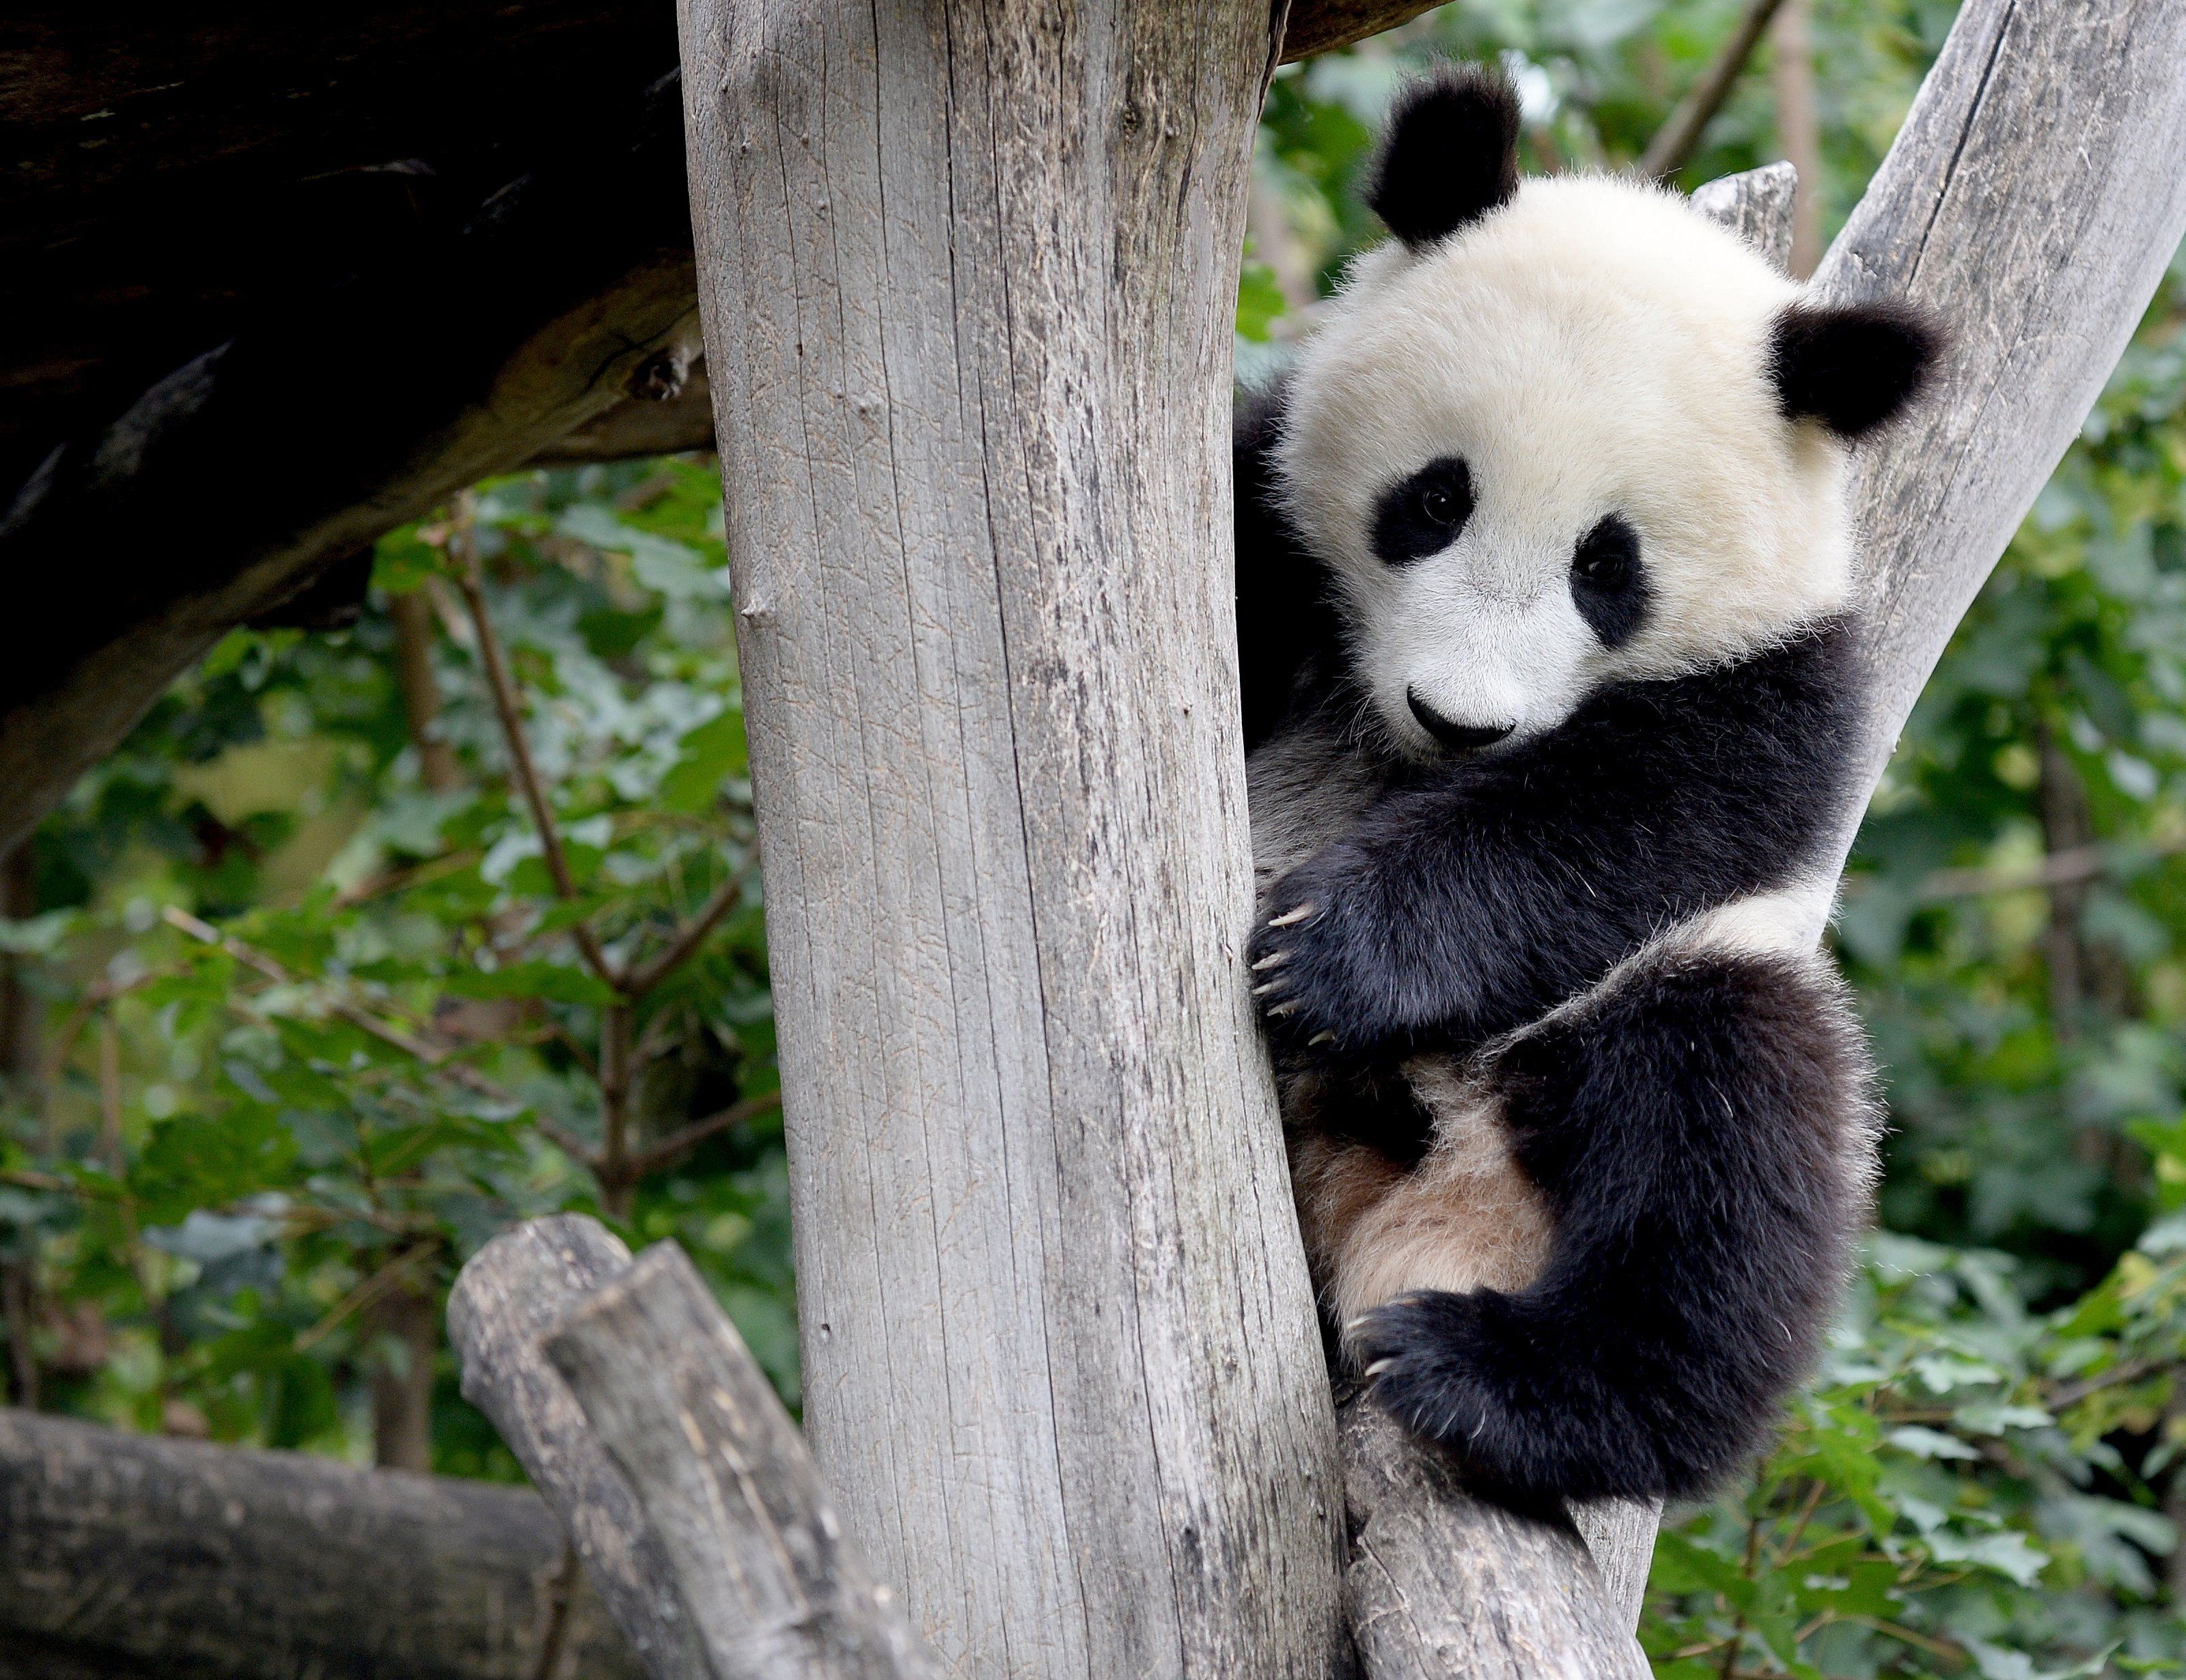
[1308,1030,1338,1046]
[1267,1000,1301,1018]
[1250,979,1288,998]
[1251,950,1292,972]
[1267,903,1316,928]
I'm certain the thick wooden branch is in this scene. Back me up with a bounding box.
[1814,0,2186,866]
[447,1216,712,1680]
[544,1240,939,1680]
[1279,2,1442,61]
[0,1407,639,1680]
[0,74,699,856]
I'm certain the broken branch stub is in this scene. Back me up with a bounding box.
[543,1240,940,1680]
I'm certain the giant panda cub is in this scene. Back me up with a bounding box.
[1239,66,1941,1504]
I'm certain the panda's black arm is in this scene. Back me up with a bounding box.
[1249,617,1862,1052]
[1233,382,1339,754]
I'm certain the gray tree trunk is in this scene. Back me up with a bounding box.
[672,3,1343,1677]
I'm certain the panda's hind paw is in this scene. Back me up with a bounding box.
[1352,1290,1664,1504]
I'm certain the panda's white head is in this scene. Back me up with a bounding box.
[1273,66,1939,759]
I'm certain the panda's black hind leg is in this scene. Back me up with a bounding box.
[1353,942,1874,1504]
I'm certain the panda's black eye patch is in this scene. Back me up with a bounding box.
[1569,514,1649,649]
[1372,457,1474,565]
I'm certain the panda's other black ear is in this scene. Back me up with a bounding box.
[1769,299,1944,440]
[1363,64,1522,251]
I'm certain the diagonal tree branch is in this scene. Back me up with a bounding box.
[1638,0,1796,179]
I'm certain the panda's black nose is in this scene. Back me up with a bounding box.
[1407,689,1514,753]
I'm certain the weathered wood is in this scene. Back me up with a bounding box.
[544,1239,940,1680]
[675,2,1344,1677]
[448,1214,712,1680]
[1279,2,1442,63]
[1689,161,1798,272]
[1342,1404,1650,1680]
[0,1406,639,1680]
[1814,0,2186,871]
[534,363,719,464]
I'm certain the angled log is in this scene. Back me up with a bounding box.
[448,1216,712,1680]
[544,1238,939,1680]
[0,1407,639,1680]
[1814,0,2186,862]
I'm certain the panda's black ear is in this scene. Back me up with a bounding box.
[1363,64,1522,251]
[1769,298,1945,440]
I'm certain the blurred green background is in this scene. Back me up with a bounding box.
[3,2,2184,1674]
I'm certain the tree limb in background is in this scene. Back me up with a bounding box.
[451,498,620,992]
[0,1407,642,1680]
[1638,0,1795,180]
[1770,0,1826,275]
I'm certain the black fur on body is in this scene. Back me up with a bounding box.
[1239,383,1881,1504]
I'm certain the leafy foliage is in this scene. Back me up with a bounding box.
[0,459,791,1472]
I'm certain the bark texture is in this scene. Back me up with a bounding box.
[674,3,1344,1677]
[447,1215,712,1680]
[546,1240,940,1680]
[1340,1405,1649,1680]
[0,1407,638,1680]
[1816,0,2186,870]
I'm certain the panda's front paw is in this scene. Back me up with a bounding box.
[1249,848,1405,1052]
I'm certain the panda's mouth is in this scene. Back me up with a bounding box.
[1405,688,1514,755]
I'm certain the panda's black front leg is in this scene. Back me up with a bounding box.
[1249,810,1562,1054]
[1249,837,1428,1052]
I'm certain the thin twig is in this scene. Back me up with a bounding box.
[529,1539,583,1680]
[622,876,745,998]
[596,1004,635,1216]
[607,1089,784,1187]
[333,849,480,910]
[1637,0,1795,179]
[296,1243,438,1352]
[1912,834,2186,901]
[156,911,607,1163]
[161,906,517,1104]
[2048,1356,2160,1410]
[447,494,620,990]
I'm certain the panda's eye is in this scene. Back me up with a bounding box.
[1569,513,1650,649]
[1372,456,1474,565]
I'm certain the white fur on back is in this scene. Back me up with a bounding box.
[1275,175,1854,755]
